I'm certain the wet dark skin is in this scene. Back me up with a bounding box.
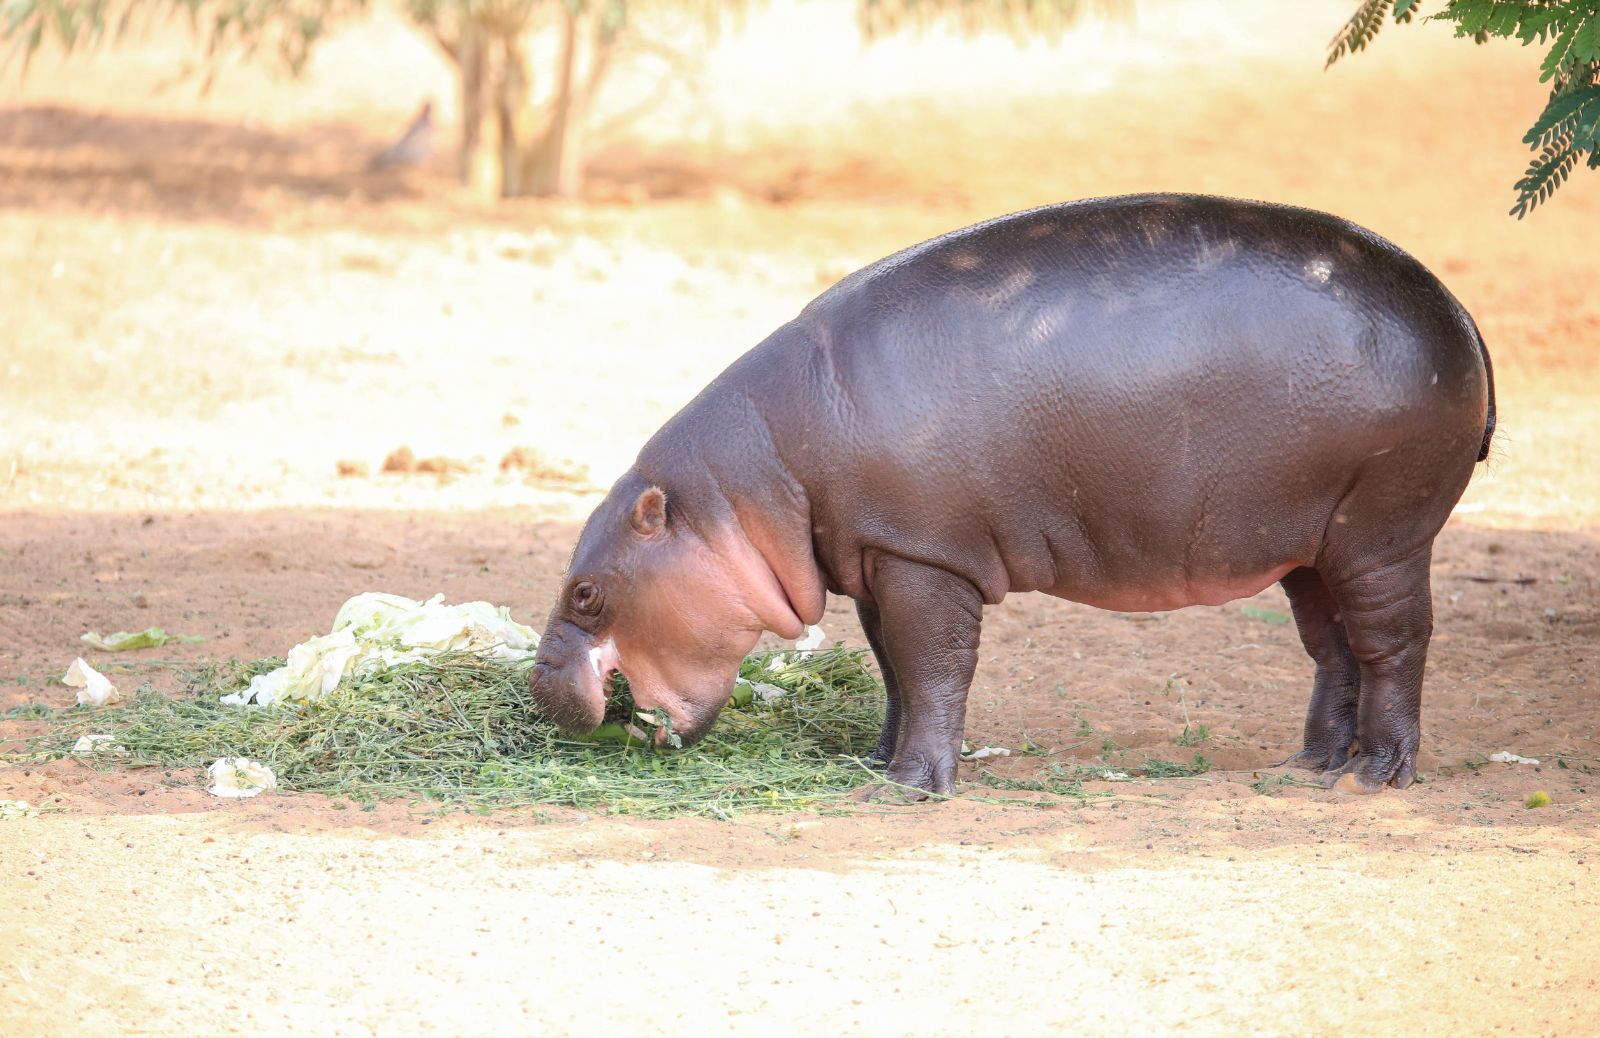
[531,194,1495,799]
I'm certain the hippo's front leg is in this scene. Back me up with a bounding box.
[853,599,902,766]
[860,555,983,798]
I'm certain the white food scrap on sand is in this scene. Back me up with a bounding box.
[62,657,121,707]
[221,592,540,707]
[960,744,1011,761]
[72,734,126,756]
[1489,751,1541,766]
[0,800,39,820]
[207,757,278,798]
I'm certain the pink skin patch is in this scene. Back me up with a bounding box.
[602,518,802,738]
[1062,565,1300,612]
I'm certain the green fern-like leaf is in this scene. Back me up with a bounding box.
[1511,138,1582,217]
[1449,0,1498,36]
[1483,5,1521,36]
[1434,1,1564,43]
[1328,0,1395,67]
[1522,84,1600,146]
[1519,6,1570,46]
[1540,12,1594,81]
[1574,8,1600,62]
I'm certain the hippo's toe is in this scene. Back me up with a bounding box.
[851,782,930,804]
[1322,733,1420,794]
[1277,739,1356,774]
[851,750,957,802]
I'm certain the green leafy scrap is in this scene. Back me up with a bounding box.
[1240,604,1291,625]
[81,627,205,651]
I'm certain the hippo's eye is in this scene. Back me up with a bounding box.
[571,581,603,616]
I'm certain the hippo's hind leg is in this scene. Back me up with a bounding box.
[856,555,983,799]
[1279,567,1360,772]
[855,598,903,767]
[1320,547,1435,793]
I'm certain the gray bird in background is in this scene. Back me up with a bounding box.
[367,101,435,172]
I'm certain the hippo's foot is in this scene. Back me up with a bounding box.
[851,781,929,804]
[1321,727,1420,794]
[865,728,898,769]
[1277,735,1356,774]
[851,752,955,803]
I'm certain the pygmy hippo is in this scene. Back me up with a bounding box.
[531,194,1495,797]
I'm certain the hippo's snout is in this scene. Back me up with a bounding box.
[529,646,608,735]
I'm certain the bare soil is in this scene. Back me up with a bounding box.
[2,2,1597,1034]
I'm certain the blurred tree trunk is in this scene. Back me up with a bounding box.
[420,9,500,198]
[457,19,497,195]
[408,1,724,200]
[496,32,534,196]
[508,4,620,199]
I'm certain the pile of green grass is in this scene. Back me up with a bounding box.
[13,647,887,819]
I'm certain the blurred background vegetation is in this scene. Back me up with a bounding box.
[8,0,1596,211]
[4,0,1131,196]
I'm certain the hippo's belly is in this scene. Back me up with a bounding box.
[1044,564,1299,612]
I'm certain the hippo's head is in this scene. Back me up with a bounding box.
[530,470,806,747]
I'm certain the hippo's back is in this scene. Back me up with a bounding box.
[802,195,1483,425]
[767,195,1491,604]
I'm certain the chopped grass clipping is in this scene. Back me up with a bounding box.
[18,646,888,819]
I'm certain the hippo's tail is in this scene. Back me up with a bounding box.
[1471,317,1497,462]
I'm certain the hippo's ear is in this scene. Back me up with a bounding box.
[630,486,668,537]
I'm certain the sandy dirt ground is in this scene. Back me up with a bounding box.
[1,1,1597,1034]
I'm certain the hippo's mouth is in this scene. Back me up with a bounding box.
[587,639,624,699]
[586,641,676,735]
[591,662,650,725]
[603,669,688,749]
[601,668,640,715]
[578,639,726,749]
[592,662,622,699]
